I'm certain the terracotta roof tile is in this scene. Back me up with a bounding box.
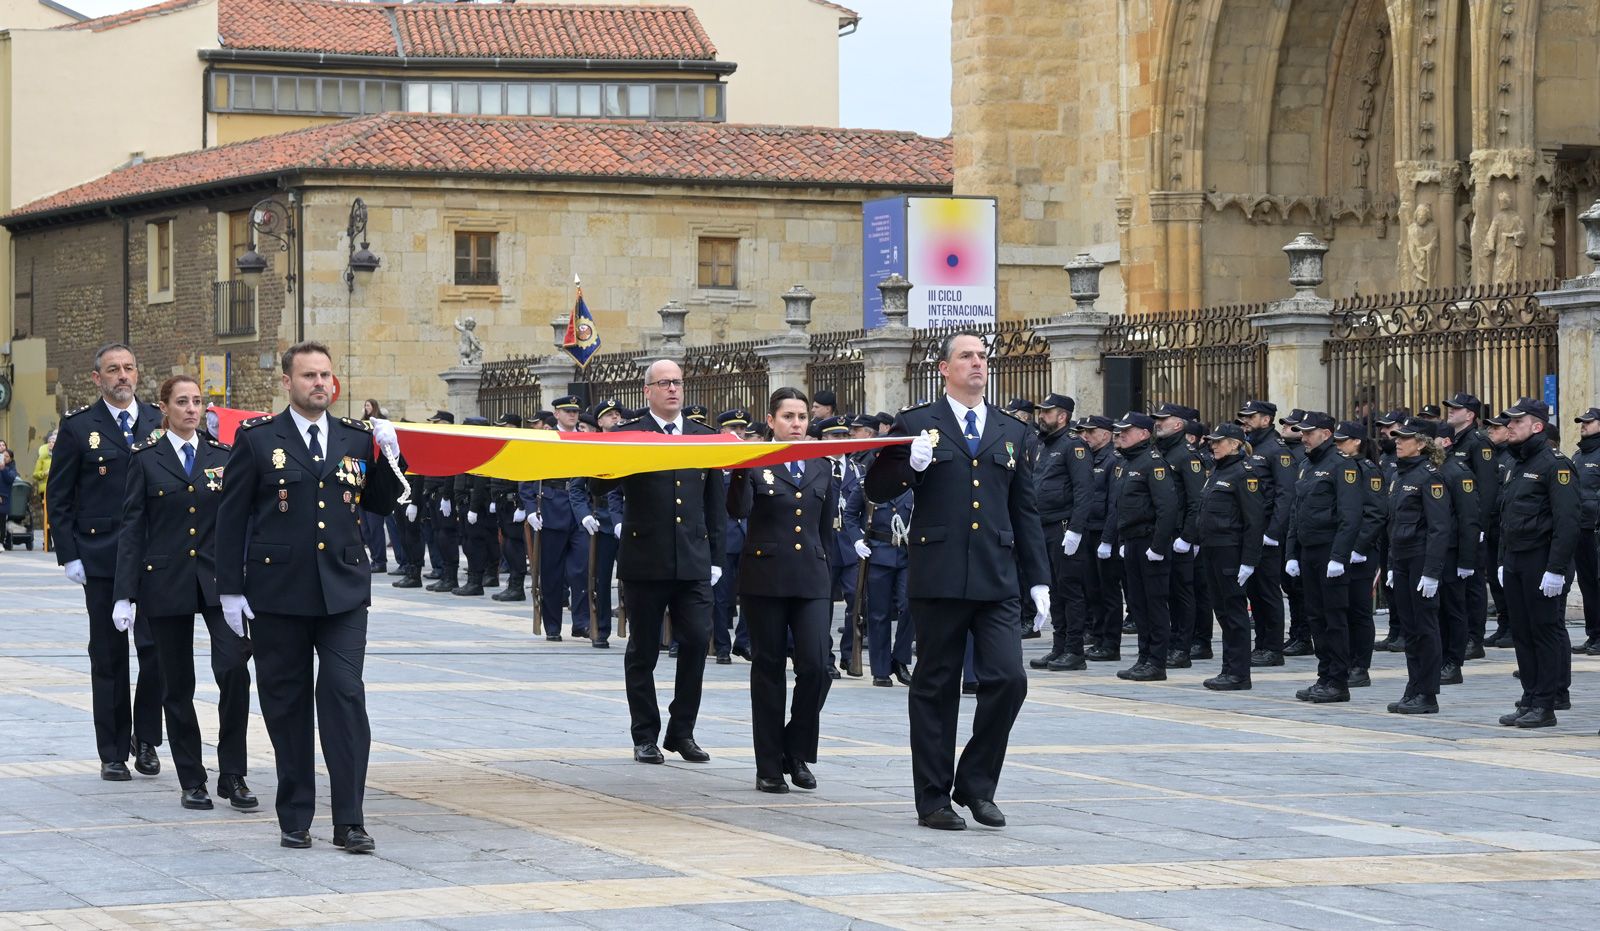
[59,0,204,31]
[6,114,952,223]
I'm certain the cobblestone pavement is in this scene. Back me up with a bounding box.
[4,546,1600,930]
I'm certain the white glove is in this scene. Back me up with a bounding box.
[529,511,544,532]
[63,559,87,586]
[1030,585,1050,629]
[1236,565,1255,587]
[582,515,600,535]
[1386,570,1394,588]
[1350,551,1367,564]
[1479,532,1485,543]
[710,566,723,586]
[613,522,622,539]
[1145,547,1164,562]
[1096,542,1112,560]
[221,594,253,637]
[1263,535,1280,548]
[1498,565,1504,587]
[1063,530,1082,556]
[405,504,418,522]
[854,539,872,560]
[1326,560,1346,579]
[1457,567,1474,580]
[513,508,526,523]
[111,599,135,632]
[908,431,935,472]
[440,499,452,517]
[1540,571,1565,598]
[1285,559,1301,578]
[1118,545,1126,558]
[370,418,400,459]
[466,510,478,525]
[1417,575,1439,599]
[1173,538,1193,554]
[489,502,497,514]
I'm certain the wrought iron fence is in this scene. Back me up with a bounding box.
[1324,281,1559,430]
[579,349,651,412]
[681,339,770,415]
[905,319,1053,410]
[806,328,866,415]
[476,356,543,424]
[213,279,257,338]
[1099,304,1268,425]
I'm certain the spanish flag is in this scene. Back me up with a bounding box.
[562,275,601,369]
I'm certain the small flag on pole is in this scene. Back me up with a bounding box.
[562,275,601,369]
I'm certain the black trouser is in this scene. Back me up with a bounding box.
[1167,550,1197,658]
[1348,558,1377,671]
[907,596,1026,816]
[1486,530,1508,630]
[252,608,370,833]
[1439,566,1469,668]
[588,532,618,640]
[1096,549,1123,649]
[744,594,831,779]
[1466,544,1489,645]
[1390,552,1441,698]
[1248,547,1286,652]
[1203,545,1250,679]
[866,561,913,677]
[148,605,251,790]
[1574,528,1600,641]
[1193,547,1214,649]
[462,514,494,579]
[1298,543,1351,687]
[83,576,163,763]
[1285,549,1309,643]
[1503,547,1570,710]
[360,513,387,570]
[434,507,460,573]
[540,526,587,635]
[497,511,527,587]
[1121,537,1171,667]
[831,562,861,660]
[395,505,424,572]
[621,579,711,746]
[1044,523,1089,656]
[712,551,747,656]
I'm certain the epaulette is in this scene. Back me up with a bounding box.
[207,438,229,451]
[64,404,93,418]
[992,406,1023,424]
[238,415,273,430]
[620,416,646,427]
[899,400,932,413]
[131,439,158,453]
[340,416,372,432]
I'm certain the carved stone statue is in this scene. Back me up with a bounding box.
[1406,203,1438,287]
[454,316,484,367]
[1534,191,1556,280]
[1482,190,1526,285]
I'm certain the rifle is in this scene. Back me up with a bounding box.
[586,531,600,646]
[616,580,628,639]
[849,500,875,679]
[525,492,542,635]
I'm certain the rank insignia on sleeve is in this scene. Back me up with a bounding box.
[1558,469,1572,485]
[1462,479,1474,493]
[1431,483,1444,499]
[1482,447,1493,461]
[1343,469,1357,484]
[1370,477,1382,492]
[1152,466,1166,481]
[1246,478,1259,493]
[1190,460,1201,473]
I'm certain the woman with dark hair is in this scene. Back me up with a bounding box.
[1384,418,1453,713]
[726,386,836,793]
[111,375,256,810]
[1332,422,1386,687]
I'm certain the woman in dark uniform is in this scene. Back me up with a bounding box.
[726,387,836,793]
[1384,418,1453,714]
[1196,423,1265,691]
[1332,421,1387,688]
[112,375,255,810]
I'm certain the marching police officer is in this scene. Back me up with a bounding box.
[1195,423,1265,690]
[1384,417,1452,713]
[216,341,405,852]
[1569,407,1600,655]
[46,342,166,780]
[1285,411,1364,703]
[1031,394,1092,671]
[712,408,753,663]
[1102,412,1181,681]
[1238,400,1293,667]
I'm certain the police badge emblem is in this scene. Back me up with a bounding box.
[272,448,287,470]
[1190,460,1202,473]
[1558,469,1572,485]
[1152,466,1166,481]
[1246,477,1259,493]
[1482,447,1493,461]
[88,431,101,450]
[762,468,776,486]
[1370,476,1382,492]
[1431,483,1444,499]
[1074,447,1086,459]
[1280,454,1291,467]
[1344,469,1357,484]
[1462,479,1474,493]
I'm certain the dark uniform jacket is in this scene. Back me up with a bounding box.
[1103,439,1181,555]
[1351,458,1386,561]
[421,473,454,517]
[1440,456,1480,574]
[844,450,913,569]
[113,432,230,616]
[1285,443,1363,564]
[1156,431,1205,545]
[1248,428,1297,544]
[216,410,404,615]
[826,456,862,568]
[1036,426,1093,527]
[588,416,724,583]
[47,400,165,577]
[1451,424,1500,534]
[569,477,622,534]
[718,471,747,556]
[864,399,1048,601]
[1387,456,1453,580]
[1077,443,1115,532]
[455,473,490,516]
[726,458,835,599]
[1572,433,1600,531]
[1498,432,1581,575]
[489,478,521,519]
[1197,451,1266,569]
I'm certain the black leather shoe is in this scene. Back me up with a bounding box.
[1047,653,1086,671]
[633,743,664,764]
[663,737,710,763]
[1189,644,1214,660]
[953,794,1005,827]
[134,742,160,776]
[1375,636,1398,650]
[451,582,485,597]
[1573,638,1596,655]
[1556,696,1572,711]
[1347,668,1371,688]
[1030,649,1064,670]
[733,646,753,662]
[545,634,563,642]
[668,644,680,658]
[571,629,590,639]
[1250,649,1284,667]
[756,776,789,794]
[1165,651,1192,669]
[333,824,375,854]
[425,575,457,592]
[1387,695,1438,714]
[917,806,967,831]
[1203,673,1251,691]
[716,653,732,665]
[1295,683,1317,701]
[1121,620,1138,634]
[1304,683,1351,703]
[784,759,817,790]
[180,785,214,810]
[392,574,422,589]
[893,662,913,686]
[280,830,312,849]
[1282,638,1315,656]
[101,761,132,781]
[1514,707,1556,728]
[1020,628,1042,640]
[483,575,500,588]
[1124,663,1166,681]
[961,681,978,695]
[1439,663,1463,685]
[592,639,610,649]
[490,587,525,602]
[1386,638,1409,652]
[873,676,893,687]
[387,566,406,576]
[1085,645,1120,662]
[1498,705,1528,726]
[216,774,258,810]
[422,568,441,580]
[1587,642,1600,657]
[1464,639,1486,660]
[1487,629,1514,648]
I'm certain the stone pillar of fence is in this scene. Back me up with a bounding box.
[529,313,576,403]
[1251,232,1335,415]
[1034,252,1112,414]
[755,284,815,402]
[1538,200,1600,423]
[852,274,917,415]
[439,364,483,422]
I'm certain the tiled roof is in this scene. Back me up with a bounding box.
[6,114,953,223]
[808,0,860,22]
[65,0,720,61]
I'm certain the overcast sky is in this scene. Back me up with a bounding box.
[63,0,955,138]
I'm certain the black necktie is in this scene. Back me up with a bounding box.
[663,422,676,435]
[308,424,323,462]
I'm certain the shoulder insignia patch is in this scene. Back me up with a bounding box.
[1482,447,1493,460]
[1370,476,1382,491]
[131,440,154,452]
[1430,483,1444,499]
[1344,469,1357,484]
[1189,459,1202,473]
[900,400,933,412]
[1280,454,1292,467]
[1246,477,1259,493]
[239,415,274,430]
[1152,466,1166,481]
[64,404,93,418]
[1074,446,1085,459]
[341,416,373,432]
[208,439,229,450]
[1558,469,1572,485]
[1462,478,1474,493]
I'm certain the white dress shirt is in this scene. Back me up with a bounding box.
[165,428,198,466]
[945,394,986,440]
[287,407,330,458]
[650,411,686,434]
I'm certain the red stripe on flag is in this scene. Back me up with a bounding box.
[393,430,508,476]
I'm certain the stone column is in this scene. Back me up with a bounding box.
[1250,233,1335,415]
[851,274,917,415]
[1034,253,1111,414]
[755,285,814,401]
[1537,200,1600,424]
[656,300,689,360]
[439,365,483,422]
[530,358,575,405]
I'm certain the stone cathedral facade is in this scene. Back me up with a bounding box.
[952,0,1600,317]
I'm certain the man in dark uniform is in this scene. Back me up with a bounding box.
[1238,400,1292,667]
[569,400,625,647]
[711,408,752,662]
[217,341,405,851]
[685,404,710,428]
[1567,407,1600,655]
[1152,403,1204,670]
[1277,409,1315,655]
[865,331,1049,831]
[391,450,426,589]
[1004,398,1035,424]
[1077,415,1121,661]
[1373,408,1408,652]
[1444,392,1497,658]
[47,342,165,780]
[422,412,461,593]
[1030,394,1092,671]
[451,417,494,596]
[1497,399,1580,728]
[820,415,862,679]
[486,413,529,602]
[1285,411,1364,703]
[1196,422,1266,690]
[1482,413,1517,647]
[587,360,723,764]
[521,396,588,637]
[1102,412,1182,680]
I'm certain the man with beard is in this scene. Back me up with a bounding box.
[1102,412,1181,681]
[1030,394,1092,671]
[1237,400,1293,668]
[1444,393,1497,659]
[1151,404,1205,670]
[1284,411,1364,704]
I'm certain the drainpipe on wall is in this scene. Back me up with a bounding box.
[120,213,130,345]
